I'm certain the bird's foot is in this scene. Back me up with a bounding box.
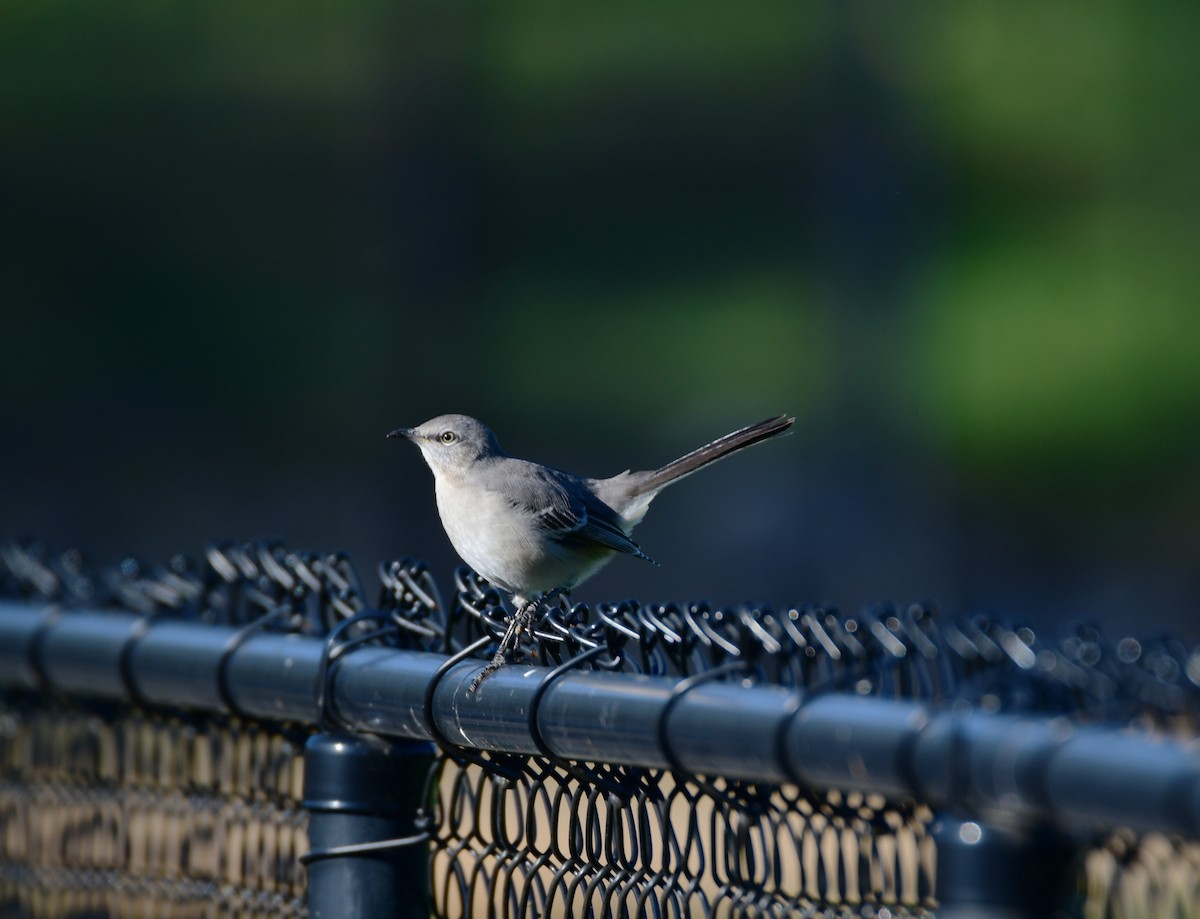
[467,590,563,694]
[467,651,508,694]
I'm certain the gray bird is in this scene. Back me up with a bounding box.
[389,413,794,689]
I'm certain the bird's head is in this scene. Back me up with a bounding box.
[388,414,502,473]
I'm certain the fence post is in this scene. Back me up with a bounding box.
[302,732,435,919]
[932,813,1077,918]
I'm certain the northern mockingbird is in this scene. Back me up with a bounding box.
[389,413,794,689]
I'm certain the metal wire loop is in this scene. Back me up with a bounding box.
[117,615,155,709]
[314,609,398,731]
[217,604,294,719]
[657,660,748,776]
[421,634,525,782]
[526,645,637,797]
[24,605,63,697]
[299,832,431,865]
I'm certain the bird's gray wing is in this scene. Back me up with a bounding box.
[502,462,654,562]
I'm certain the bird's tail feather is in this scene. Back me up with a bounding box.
[630,414,795,497]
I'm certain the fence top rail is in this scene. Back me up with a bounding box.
[4,539,1198,720]
[2,597,1199,841]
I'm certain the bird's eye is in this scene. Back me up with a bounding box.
[439,431,458,444]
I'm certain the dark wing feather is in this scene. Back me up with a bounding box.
[507,464,653,562]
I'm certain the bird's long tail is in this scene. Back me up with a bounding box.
[630,414,795,497]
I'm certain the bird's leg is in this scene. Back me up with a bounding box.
[468,590,563,694]
[467,601,533,694]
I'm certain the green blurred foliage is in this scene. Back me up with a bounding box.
[882,4,1200,495]
[915,207,1200,490]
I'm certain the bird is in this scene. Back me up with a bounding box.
[388,413,795,689]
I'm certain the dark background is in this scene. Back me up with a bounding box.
[3,3,1197,640]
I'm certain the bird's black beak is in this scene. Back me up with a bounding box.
[387,428,414,440]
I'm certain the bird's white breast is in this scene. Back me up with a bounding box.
[432,469,616,601]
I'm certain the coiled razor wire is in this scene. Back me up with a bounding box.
[3,540,1200,918]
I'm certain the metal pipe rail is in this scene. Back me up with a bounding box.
[2,600,1198,840]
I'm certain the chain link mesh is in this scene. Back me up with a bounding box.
[0,697,308,918]
[3,541,1200,917]
[424,758,935,917]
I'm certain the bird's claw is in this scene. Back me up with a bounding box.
[467,591,563,694]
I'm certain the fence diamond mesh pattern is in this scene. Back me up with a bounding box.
[2,541,1199,917]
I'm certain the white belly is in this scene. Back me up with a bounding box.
[433,473,615,601]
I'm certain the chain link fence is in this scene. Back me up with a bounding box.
[2,540,1199,917]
